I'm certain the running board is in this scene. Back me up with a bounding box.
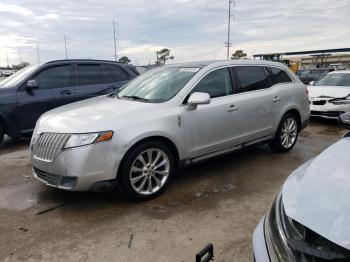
[186,135,271,165]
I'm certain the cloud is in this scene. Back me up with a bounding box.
[0,0,349,66]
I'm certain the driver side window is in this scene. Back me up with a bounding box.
[33,65,72,89]
[190,68,232,98]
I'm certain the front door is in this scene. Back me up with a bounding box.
[183,67,244,157]
[16,64,74,131]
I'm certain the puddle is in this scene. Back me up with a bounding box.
[0,183,39,211]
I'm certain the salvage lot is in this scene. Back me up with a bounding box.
[0,120,347,262]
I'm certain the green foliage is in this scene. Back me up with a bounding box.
[118,56,131,64]
[155,48,174,65]
[231,50,247,60]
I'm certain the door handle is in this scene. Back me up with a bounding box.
[227,105,239,112]
[273,96,281,103]
[60,90,71,96]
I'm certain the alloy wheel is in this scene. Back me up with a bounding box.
[129,148,170,195]
[280,117,297,149]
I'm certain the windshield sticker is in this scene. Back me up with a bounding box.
[179,68,200,73]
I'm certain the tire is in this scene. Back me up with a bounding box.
[117,141,175,201]
[0,123,4,145]
[269,113,299,153]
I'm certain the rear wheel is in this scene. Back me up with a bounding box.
[117,141,174,201]
[269,113,299,153]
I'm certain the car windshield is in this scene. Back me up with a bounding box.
[315,73,350,87]
[117,66,200,103]
[0,64,41,88]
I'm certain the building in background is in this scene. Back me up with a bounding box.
[254,48,350,71]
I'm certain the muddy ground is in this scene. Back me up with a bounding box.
[0,119,346,262]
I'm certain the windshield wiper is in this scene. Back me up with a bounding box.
[121,95,150,102]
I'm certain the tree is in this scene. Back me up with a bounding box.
[118,56,131,64]
[12,61,30,70]
[155,48,174,65]
[231,50,247,60]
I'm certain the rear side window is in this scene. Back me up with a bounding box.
[76,64,102,85]
[191,68,232,98]
[34,65,71,89]
[234,66,272,93]
[269,67,292,84]
[102,64,129,83]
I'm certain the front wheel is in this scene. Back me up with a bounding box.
[117,141,174,201]
[269,114,299,153]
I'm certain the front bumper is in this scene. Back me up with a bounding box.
[31,141,122,191]
[310,103,350,119]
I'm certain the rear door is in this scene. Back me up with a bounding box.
[101,64,131,93]
[230,66,276,142]
[73,64,106,101]
[16,64,74,131]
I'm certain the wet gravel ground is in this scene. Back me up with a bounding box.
[0,119,347,262]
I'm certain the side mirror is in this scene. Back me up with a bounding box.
[188,92,211,107]
[309,81,315,86]
[339,113,350,129]
[26,80,38,90]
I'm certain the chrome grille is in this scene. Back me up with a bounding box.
[33,133,70,162]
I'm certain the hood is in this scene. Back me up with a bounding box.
[308,85,350,99]
[282,137,350,250]
[36,95,158,134]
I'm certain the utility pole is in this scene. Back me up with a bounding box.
[225,0,235,60]
[113,20,119,61]
[18,48,22,64]
[6,52,9,68]
[36,41,40,63]
[64,35,68,59]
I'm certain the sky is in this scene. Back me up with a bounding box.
[0,0,349,67]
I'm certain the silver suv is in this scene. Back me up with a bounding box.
[30,60,310,200]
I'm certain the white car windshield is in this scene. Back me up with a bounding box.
[315,73,350,87]
[0,64,41,88]
[117,66,200,103]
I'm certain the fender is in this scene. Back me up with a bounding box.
[0,110,20,137]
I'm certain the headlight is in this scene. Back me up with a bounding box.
[64,131,113,149]
[264,192,305,261]
[30,134,40,152]
[330,95,350,105]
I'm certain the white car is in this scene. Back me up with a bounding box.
[1,70,14,77]
[253,112,350,261]
[30,60,310,200]
[308,70,350,119]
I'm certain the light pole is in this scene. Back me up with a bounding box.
[64,35,68,59]
[225,0,235,60]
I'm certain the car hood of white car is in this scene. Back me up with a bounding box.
[308,85,350,99]
[282,136,350,250]
[36,95,159,134]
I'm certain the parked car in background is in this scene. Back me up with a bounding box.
[0,59,138,144]
[30,60,309,200]
[1,70,14,77]
[308,70,350,119]
[253,112,350,262]
[297,68,333,84]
